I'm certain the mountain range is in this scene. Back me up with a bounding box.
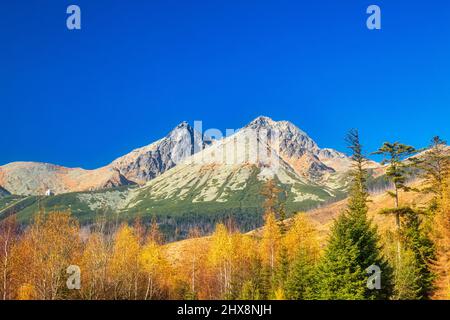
[0,116,382,238]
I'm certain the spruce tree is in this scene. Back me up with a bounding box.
[285,246,316,300]
[315,130,392,299]
[384,207,436,299]
[315,220,367,299]
[274,192,289,294]
[275,244,289,295]
[400,208,435,299]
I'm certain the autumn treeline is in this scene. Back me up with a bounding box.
[3,184,305,300]
[0,209,319,300]
[0,135,449,300]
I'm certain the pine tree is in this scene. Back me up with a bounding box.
[285,247,316,300]
[373,141,417,266]
[274,244,289,295]
[400,208,435,299]
[316,130,393,299]
[416,136,449,202]
[383,207,436,299]
[315,221,367,299]
[412,136,449,299]
[372,142,417,225]
[390,246,422,300]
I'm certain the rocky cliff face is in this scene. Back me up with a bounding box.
[110,122,205,184]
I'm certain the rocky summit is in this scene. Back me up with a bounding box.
[110,121,206,185]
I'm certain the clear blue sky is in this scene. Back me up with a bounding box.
[1,0,449,168]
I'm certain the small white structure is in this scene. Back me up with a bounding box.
[45,189,54,196]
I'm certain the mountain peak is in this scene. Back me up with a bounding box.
[247,116,276,128]
[110,120,204,185]
[170,121,194,137]
[175,121,190,129]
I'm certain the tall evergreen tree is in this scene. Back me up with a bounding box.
[383,207,436,299]
[315,130,392,299]
[373,141,417,265]
[372,142,417,225]
[400,208,435,299]
[274,190,289,294]
[284,244,317,300]
[416,136,449,206]
[274,244,289,295]
[315,221,367,299]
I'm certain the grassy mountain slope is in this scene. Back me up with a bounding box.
[1,163,346,239]
[164,180,432,261]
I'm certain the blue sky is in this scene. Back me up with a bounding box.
[1,0,449,168]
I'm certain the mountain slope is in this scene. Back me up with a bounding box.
[165,180,433,261]
[0,186,10,198]
[0,122,204,195]
[0,162,134,195]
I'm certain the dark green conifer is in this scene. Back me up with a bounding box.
[315,130,393,299]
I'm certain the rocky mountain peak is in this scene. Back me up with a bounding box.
[174,121,190,130]
[110,121,205,184]
[246,115,277,129]
[243,116,319,155]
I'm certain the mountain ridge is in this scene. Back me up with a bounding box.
[0,122,204,195]
[0,116,361,196]
[0,116,387,239]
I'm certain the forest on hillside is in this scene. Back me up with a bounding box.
[0,133,449,300]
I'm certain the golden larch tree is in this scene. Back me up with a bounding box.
[432,175,450,299]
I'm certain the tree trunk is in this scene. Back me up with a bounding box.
[394,186,401,264]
